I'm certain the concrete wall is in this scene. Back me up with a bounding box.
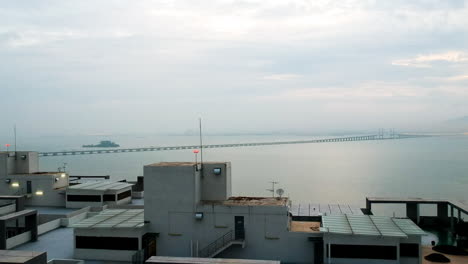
[48,259,84,264]
[0,174,68,207]
[38,219,62,235]
[0,203,16,215]
[74,249,136,262]
[66,187,132,208]
[73,227,147,262]
[201,163,231,201]
[15,152,39,174]
[6,230,32,249]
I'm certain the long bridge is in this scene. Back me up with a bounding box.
[38,134,428,157]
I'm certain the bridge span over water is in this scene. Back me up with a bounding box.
[38,134,428,157]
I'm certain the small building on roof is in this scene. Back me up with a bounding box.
[72,208,155,262]
[66,181,133,208]
[320,215,426,264]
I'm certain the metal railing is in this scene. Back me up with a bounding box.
[198,230,235,258]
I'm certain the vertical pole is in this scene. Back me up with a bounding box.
[199,118,203,170]
[14,124,17,154]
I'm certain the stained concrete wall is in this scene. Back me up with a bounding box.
[201,163,231,201]
[15,152,39,174]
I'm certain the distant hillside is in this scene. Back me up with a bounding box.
[441,116,468,132]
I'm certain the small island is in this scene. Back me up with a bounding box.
[82,140,120,148]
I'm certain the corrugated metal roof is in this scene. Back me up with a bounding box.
[68,181,132,191]
[72,209,144,229]
[321,215,425,238]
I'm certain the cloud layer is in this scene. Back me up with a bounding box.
[1,0,468,136]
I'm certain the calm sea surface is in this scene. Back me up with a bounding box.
[17,134,468,217]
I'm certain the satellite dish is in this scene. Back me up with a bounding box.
[276,188,285,198]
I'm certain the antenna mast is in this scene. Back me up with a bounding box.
[14,125,17,158]
[199,118,203,170]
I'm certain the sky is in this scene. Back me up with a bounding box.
[1,0,468,137]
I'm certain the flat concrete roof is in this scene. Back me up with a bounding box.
[0,250,45,263]
[214,197,288,207]
[290,203,364,216]
[290,221,321,233]
[73,209,144,229]
[67,181,132,191]
[147,256,280,264]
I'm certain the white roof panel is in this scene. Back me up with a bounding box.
[322,215,425,238]
[72,209,145,229]
[68,181,133,191]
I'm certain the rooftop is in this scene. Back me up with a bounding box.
[321,215,426,238]
[147,256,280,264]
[290,221,321,233]
[72,209,144,229]
[146,161,227,167]
[220,196,288,206]
[67,181,133,191]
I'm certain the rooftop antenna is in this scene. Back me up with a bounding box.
[267,181,279,197]
[13,124,18,160]
[199,118,204,171]
[14,124,17,153]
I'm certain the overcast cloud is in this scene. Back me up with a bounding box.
[1,0,468,136]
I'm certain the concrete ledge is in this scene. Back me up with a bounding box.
[6,231,31,249]
[39,219,61,235]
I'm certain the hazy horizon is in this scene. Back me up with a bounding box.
[2,1,468,138]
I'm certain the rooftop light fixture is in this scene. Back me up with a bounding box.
[35,190,44,196]
[61,173,66,178]
[11,182,19,187]
[195,212,203,220]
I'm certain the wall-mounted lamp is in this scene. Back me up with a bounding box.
[55,177,60,182]
[5,179,11,184]
[61,173,66,178]
[195,212,204,220]
[21,155,27,160]
[11,182,19,187]
[213,168,222,175]
[35,191,44,196]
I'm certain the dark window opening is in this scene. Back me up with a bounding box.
[103,194,116,201]
[400,243,419,257]
[330,244,397,260]
[67,195,101,202]
[76,236,139,250]
[117,190,131,200]
[26,181,32,194]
